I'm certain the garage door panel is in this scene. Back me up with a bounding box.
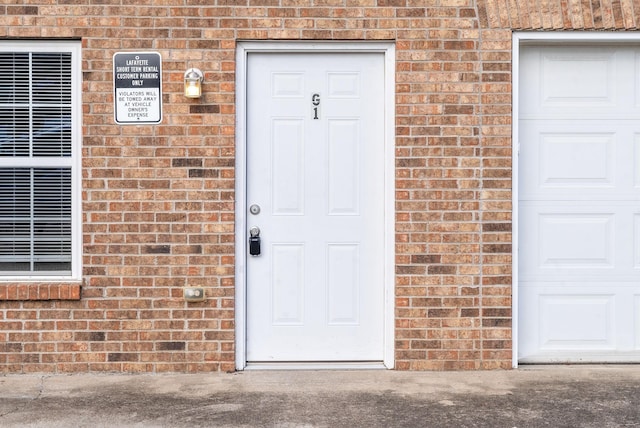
[538,133,615,188]
[519,203,638,280]
[540,51,615,108]
[520,285,640,361]
[635,134,640,187]
[519,122,640,199]
[519,120,640,201]
[538,293,615,351]
[635,295,640,349]
[635,214,640,269]
[520,46,636,119]
[635,51,640,109]
[538,213,614,269]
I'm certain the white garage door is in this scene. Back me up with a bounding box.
[519,45,640,363]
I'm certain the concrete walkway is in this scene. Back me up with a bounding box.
[1,366,640,427]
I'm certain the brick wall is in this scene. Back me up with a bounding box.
[0,0,637,373]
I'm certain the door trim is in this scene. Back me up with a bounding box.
[512,32,640,368]
[235,41,396,370]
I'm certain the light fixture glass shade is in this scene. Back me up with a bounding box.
[184,68,203,98]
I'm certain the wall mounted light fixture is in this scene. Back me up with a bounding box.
[184,68,204,98]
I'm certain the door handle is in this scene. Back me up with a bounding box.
[249,226,261,256]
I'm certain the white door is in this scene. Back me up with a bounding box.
[245,52,385,362]
[519,45,640,362]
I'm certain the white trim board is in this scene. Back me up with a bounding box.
[234,41,396,370]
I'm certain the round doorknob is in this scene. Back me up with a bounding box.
[249,204,260,215]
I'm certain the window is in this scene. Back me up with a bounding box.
[0,42,81,279]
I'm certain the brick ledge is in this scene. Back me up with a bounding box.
[0,283,81,301]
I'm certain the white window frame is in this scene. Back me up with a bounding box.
[0,40,82,282]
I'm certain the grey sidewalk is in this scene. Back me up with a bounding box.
[1,366,640,427]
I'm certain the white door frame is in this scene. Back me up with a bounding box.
[235,41,396,370]
[512,31,640,368]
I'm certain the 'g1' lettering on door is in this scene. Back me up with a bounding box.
[312,93,320,120]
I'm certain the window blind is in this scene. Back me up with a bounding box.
[0,51,73,274]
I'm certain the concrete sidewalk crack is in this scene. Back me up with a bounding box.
[0,376,47,418]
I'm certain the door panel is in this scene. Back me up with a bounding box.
[246,52,385,362]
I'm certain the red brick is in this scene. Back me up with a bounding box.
[8,0,620,374]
